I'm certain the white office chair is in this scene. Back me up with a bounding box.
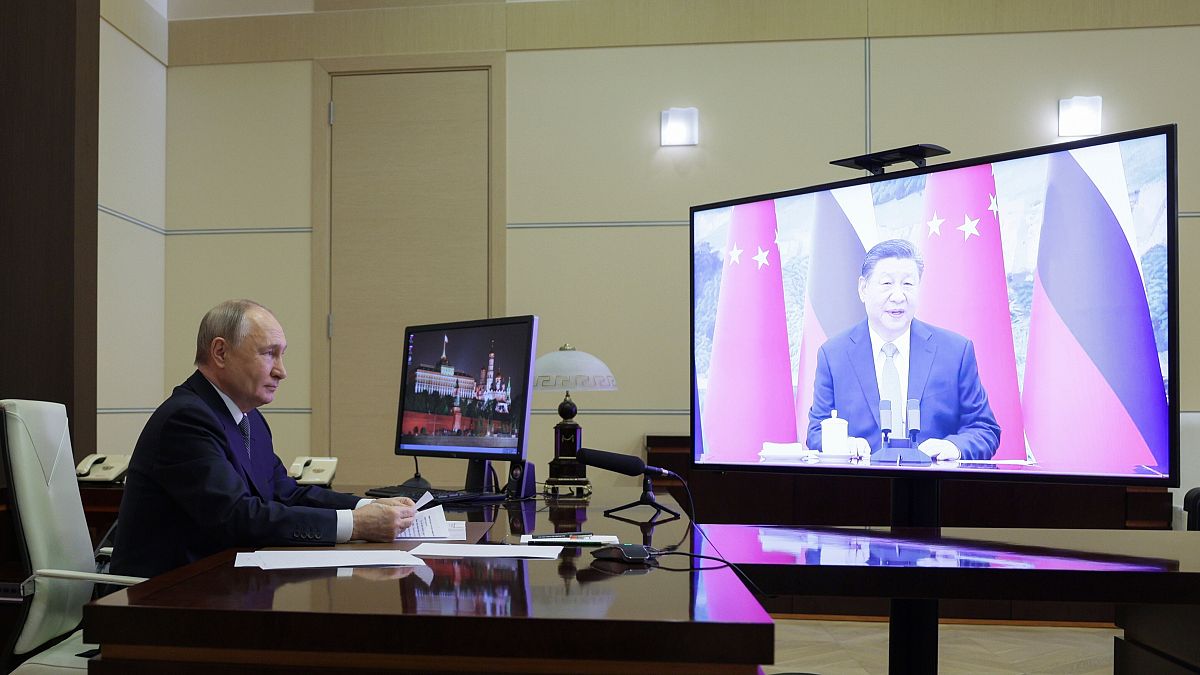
[0,400,145,673]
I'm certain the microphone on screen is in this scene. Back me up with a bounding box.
[576,447,674,479]
[906,398,921,443]
[879,399,893,443]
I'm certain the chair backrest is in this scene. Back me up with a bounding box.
[0,400,96,656]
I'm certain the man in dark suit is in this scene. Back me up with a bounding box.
[806,240,1000,461]
[112,299,416,578]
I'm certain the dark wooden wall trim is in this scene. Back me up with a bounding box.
[0,1,99,459]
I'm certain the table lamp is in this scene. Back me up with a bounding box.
[533,344,617,499]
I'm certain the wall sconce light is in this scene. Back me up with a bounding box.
[1058,96,1102,137]
[661,107,699,146]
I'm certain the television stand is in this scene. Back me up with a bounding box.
[889,475,941,673]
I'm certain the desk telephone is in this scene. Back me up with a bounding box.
[76,453,131,482]
[289,456,338,486]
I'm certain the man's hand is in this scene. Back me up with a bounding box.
[372,496,416,509]
[847,436,871,459]
[918,438,961,461]
[351,502,416,541]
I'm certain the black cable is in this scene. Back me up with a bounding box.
[648,470,773,599]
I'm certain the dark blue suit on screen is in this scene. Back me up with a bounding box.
[806,319,1000,460]
[112,371,360,577]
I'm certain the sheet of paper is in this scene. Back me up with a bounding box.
[396,503,450,539]
[410,543,563,559]
[397,519,467,541]
[237,549,425,570]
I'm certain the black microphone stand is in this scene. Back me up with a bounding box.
[603,474,681,523]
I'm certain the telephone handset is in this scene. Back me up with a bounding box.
[76,453,131,482]
[288,456,338,486]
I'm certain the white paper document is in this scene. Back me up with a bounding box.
[234,549,425,570]
[396,503,451,539]
[409,543,563,559]
[397,518,467,541]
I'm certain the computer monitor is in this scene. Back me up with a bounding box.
[691,125,1177,488]
[394,315,538,492]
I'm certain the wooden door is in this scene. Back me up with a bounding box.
[329,69,491,487]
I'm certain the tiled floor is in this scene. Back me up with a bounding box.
[766,619,1120,674]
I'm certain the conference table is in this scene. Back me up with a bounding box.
[80,484,1200,674]
[82,490,774,674]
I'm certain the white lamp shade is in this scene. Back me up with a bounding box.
[661,107,699,146]
[533,348,617,391]
[1058,96,1102,137]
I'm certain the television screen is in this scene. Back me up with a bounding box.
[395,315,538,462]
[691,126,1177,485]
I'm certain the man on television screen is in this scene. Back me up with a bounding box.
[806,239,1000,461]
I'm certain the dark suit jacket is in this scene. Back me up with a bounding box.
[112,371,360,577]
[806,319,1000,460]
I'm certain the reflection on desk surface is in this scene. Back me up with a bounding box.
[130,551,766,626]
[698,524,1179,573]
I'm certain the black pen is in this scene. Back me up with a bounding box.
[531,531,591,539]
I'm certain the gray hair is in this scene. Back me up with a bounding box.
[194,299,273,366]
[861,238,924,279]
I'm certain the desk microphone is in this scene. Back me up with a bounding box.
[880,399,893,443]
[577,447,674,478]
[906,399,921,443]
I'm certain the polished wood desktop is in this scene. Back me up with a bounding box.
[83,490,774,674]
[699,523,1200,674]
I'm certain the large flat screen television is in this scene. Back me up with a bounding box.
[691,125,1177,486]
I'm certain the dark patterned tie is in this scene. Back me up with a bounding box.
[237,416,251,458]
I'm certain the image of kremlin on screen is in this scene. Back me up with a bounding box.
[401,331,524,449]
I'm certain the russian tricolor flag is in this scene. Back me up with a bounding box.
[1022,150,1168,472]
[794,188,870,444]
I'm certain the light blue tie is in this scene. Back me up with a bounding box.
[880,342,902,427]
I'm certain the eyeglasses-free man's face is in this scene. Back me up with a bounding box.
[858,256,922,342]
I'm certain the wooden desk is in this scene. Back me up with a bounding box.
[83,493,774,674]
[699,523,1200,674]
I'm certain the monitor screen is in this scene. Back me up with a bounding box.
[691,126,1177,485]
[395,315,538,462]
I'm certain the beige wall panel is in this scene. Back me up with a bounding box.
[96,413,154,455]
[870,28,1200,211]
[327,70,491,489]
[259,412,315,464]
[99,21,166,224]
[98,212,166,407]
[867,0,1200,38]
[163,232,312,406]
[169,0,313,21]
[506,0,865,51]
[507,41,865,224]
[1179,220,1200,411]
[508,225,690,413]
[168,4,505,65]
[166,61,311,230]
[100,0,168,64]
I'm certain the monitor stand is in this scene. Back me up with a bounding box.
[399,459,433,492]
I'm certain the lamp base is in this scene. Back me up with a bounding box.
[545,418,591,499]
[544,476,593,499]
